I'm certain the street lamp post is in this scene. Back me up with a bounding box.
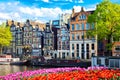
[82,28,85,59]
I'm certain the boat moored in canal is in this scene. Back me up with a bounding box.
[0,54,23,65]
[27,56,91,68]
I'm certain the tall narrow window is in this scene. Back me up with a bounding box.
[76,34,79,40]
[77,44,79,49]
[83,14,86,19]
[72,24,74,30]
[76,24,80,30]
[82,23,84,30]
[86,44,89,58]
[87,44,89,52]
[81,43,84,58]
[86,23,90,30]
[92,44,94,50]
[76,44,79,57]
[72,53,74,58]
[82,53,84,59]
[81,32,84,39]
[72,44,74,50]
[79,24,81,30]
[91,23,94,29]
[81,44,84,53]
[72,34,74,40]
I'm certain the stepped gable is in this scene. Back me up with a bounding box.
[6,20,45,30]
[71,7,95,20]
[30,20,46,31]
[7,20,24,27]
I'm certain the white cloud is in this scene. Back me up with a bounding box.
[0,1,71,24]
[19,7,63,19]
[69,0,73,2]
[42,0,49,3]
[73,6,81,12]
[78,0,84,3]
[0,1,97,25]
[14,13,21,18]
[73,5,96,12]
[0,13,11,19]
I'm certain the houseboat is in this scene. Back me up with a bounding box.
[28,56,91,68]
[0,54,20,65]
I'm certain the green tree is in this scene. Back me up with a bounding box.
[87,0,120,56]
[0,23,12,54]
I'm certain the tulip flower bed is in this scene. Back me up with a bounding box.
[0,67,120,80]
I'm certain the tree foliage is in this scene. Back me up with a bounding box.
[0,23,12,54]
[87,0,120,52]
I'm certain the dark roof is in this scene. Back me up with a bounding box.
[71,12,79,20]
[71,10,95,20]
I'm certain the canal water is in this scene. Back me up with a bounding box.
[0,65,44,76]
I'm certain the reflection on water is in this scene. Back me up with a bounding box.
[0,65,43,76]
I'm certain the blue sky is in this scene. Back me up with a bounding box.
[0,0,120,24]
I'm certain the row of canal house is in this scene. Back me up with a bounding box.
[5,13,71,59]
[38,13,71,59]
[46,7,120,60]
[4,7,120,60]
[6,20,45,57]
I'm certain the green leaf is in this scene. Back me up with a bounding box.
[0,23,12,54]
[87,0,120,52]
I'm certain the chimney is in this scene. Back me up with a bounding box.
[72,8,75,17]
[12,20,14,25]
[81,7,84,12]
[17,22,20,27]
[72,8,75,14]
[26,19,30,26]
[26,19,30,23]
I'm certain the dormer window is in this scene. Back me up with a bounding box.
[79,14,86,20]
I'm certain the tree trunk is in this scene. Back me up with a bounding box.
[107,38,112,56]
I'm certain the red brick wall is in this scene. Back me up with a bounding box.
[112,42,120,56]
